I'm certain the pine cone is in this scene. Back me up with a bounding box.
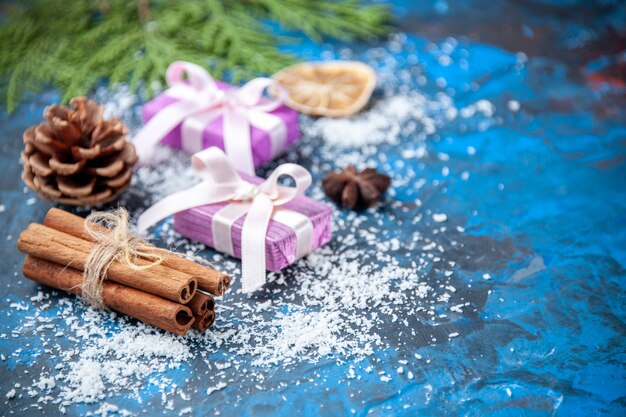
[21,97,138,206]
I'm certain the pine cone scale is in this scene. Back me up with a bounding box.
[27,126,64,157]
[49,157,86,176]
[33,176,62,199]
[119,142,138,165]
[44,104,69,120]
[28,152,54,177]
[71,135,125,160]
[103,168,132,189]
[52,118,82,145]
[21,169,35,189]
[67,189,114,206]
[91,120,127,145]
[57,176,96,197]
[92,159,124,177]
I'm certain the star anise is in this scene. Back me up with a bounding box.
[322,166,391,210]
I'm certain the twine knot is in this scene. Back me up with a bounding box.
[82,208,163,307]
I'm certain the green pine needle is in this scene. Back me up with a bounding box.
[0,0,391,113]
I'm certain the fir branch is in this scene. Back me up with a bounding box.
[0,0,391,112]
[250,0,392,42]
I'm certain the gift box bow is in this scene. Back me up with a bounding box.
[133,61,288,174]
[137,147,313,293]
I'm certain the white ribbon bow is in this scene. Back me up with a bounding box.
[137,147,313,293]
[133,61,288,175]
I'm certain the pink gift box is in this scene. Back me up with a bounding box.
[142,81,301,169]
[173,174,333,272]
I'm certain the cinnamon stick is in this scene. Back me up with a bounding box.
[193,310,215,332]
[188,291,216,332]
[44,208,231,295]
[23,256,194,335]
[155,251,230,296]
[187,291,215,317]
[17,223,197,304]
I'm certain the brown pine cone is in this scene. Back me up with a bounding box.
[21,97,138,206]
[322,166,391,210]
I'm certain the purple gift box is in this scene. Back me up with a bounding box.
[173,174,333,272]
[142,81,301,170]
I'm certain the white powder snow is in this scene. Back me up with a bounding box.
[303,93,447,148]
[507,100,520,112]
[432,213,448,223]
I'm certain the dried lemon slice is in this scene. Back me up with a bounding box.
[273,61,376,118]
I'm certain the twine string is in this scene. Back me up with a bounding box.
[81,208,163,307]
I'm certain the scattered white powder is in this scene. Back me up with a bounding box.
[507,100,520,112]
[303,92,461,148]
[304,95,420,147]
[6,389,16,399]
[51,306,191,405]
[90,402,131,417]
[450,304,465,313]
[460,99,495,118]
[247,309,365,365]
[432,213,448,223]
[206,382,227,395]
[35,376,56,390]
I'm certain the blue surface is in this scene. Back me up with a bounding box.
[1,1,626,416]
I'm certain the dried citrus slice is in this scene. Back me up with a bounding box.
[273,61,376,118]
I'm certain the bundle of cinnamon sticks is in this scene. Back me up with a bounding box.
[17,208,230,335]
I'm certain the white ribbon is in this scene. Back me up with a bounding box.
[133,61,288,174]
[136,148,313,293]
